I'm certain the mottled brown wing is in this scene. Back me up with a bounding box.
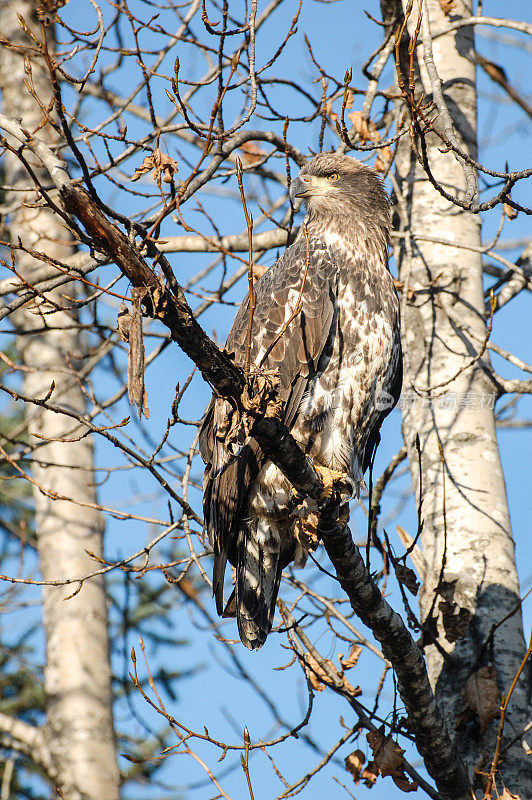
[200,237,339,611]
[226,237,338,423]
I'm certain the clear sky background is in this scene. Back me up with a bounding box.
[4,1,531,798]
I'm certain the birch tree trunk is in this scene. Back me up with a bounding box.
[388,0,531,792]
[0,2,120,797]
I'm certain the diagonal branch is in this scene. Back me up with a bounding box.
[318,520,470,798]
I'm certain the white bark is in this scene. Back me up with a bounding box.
[391,0,531,791]
[0,2,120,798]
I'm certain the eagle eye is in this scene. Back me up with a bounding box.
[326,172,340,182]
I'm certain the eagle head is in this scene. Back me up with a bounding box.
[290,153,389,232]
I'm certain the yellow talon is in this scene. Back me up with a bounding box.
[314,464,350,499]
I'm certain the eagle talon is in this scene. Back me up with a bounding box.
[338,476,357,504]
[314,464,353,501]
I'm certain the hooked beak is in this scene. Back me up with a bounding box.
[289,173,333,209]
[289,175,306,210]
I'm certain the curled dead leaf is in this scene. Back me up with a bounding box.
[37,0,67,24]
[362,761,379,788]
[117,302,132,342]
[344,678,362,698]
[374,146,392,174]
[339,643,362,670]
[344,748,380,787]
[394,562,420,596]
[367,729,404,777]
[131,149,178,184]
[344,89,355,111]
[252,263,268,281]
[392,281,416,302]
[304,651,335,692]
[346,111,392,172]
[324,100,337,123]
[503,202,518,221]
[325,89,355,124]
[345,750,365,783]
[348,110,376,144]
[122,295,149,420]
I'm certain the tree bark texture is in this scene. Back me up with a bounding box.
[0,3,120,798]
[390,0,531,791]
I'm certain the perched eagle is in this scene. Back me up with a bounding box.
[199,153,402,649]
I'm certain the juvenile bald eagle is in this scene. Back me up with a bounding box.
[199,153,402,649]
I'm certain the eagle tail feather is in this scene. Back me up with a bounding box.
[221,589,236,618]
[236,518,282,650]
[212,550,229,616]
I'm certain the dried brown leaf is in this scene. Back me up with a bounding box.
[151,283,167,315]
[362,761,378,788]
[503,202,518,221]
[239,142,266,165]
[463,665,500,733]
[252,263,268,281]
[37,0,67,24]
[291,498,320,552]
[131,149,178,184]
[176,577,197,600]
[293,512,320,551]
[304,651,335,692]
[325,100,337,123]
[343,678,362,698]
[339,644,363,670]
[367,730,404,777]
[438,0,455,13]
[394,562,420,596]
[393,775,419,793]
[439,598,471,642]
[392,282,416,301]
[125,300,149,420]
[325,90,356,124]
[345,750,365,783]
[374,146,392,173]
[501,789,521,800]
[366,729,418,792]
[347,110,375,143]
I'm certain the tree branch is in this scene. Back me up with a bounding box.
[156,227,293,254]
[318,521,470,798]
[0,712,53,775]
